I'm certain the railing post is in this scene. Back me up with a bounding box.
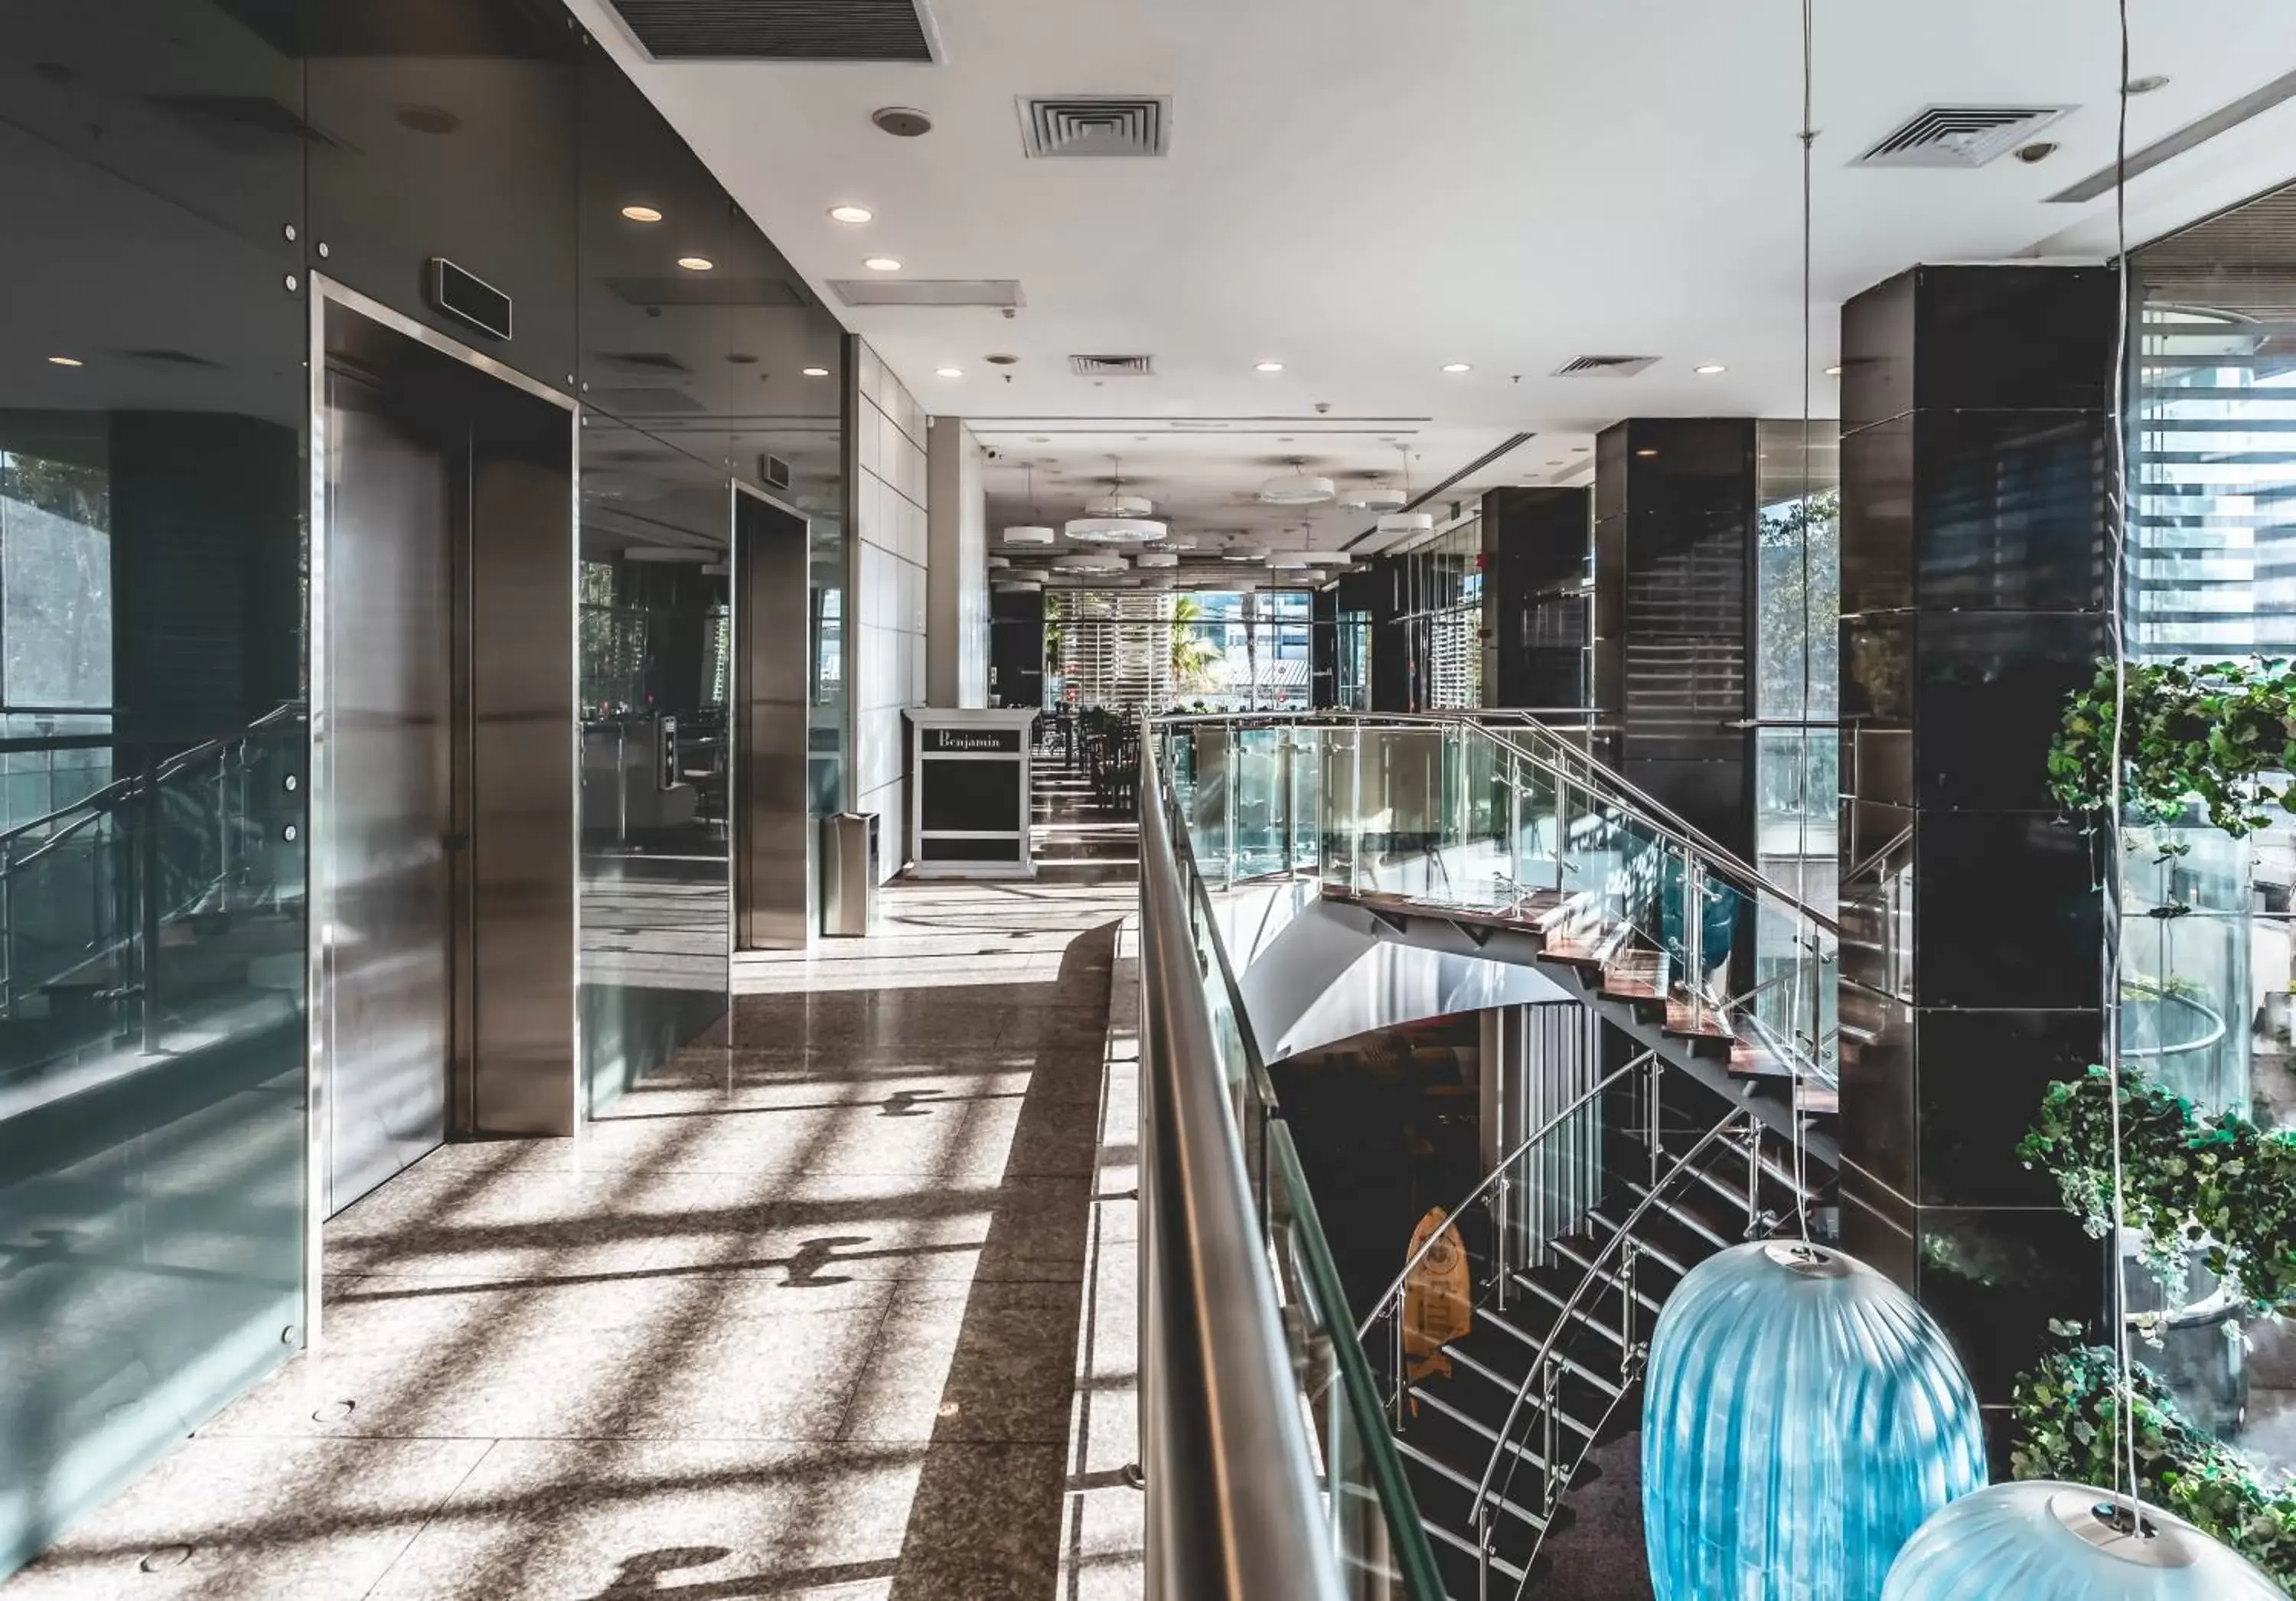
[0,838,12,1017]
[140,764,161,1055]
[1390,1312,1406,1430]
[1743,1121,1763,1234]
[1223,725,1236,889]
[1492,1171,1512,1312]
[1684,854,1706,1032]
[1645,1054,1662,1189]
[1618,1240,1638,1374]
[1538,1350,1561,1517]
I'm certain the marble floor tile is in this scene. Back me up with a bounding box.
[2,1435,493,1601]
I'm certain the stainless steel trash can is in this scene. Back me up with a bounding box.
[820,811,878,937]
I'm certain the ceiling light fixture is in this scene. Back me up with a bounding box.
[1136,550,1179,568]
[1260,458,1335,505]
[677,256,714,272]
[828,204,874,223]
[1694,363,1727,376]
[1081,455,1156,526]
[863,256,902,272]
[1005,463,1058,546]
[935,367,964,378]
[1222,543,1270,563]
[2126,74,2170,95]
[45,355,83,367]
[1066,516,1166,543]
[1055,552,1128,571]
[621,204,663,223]
[1441,362,1472,373]
[1375,512,1433,537]
[801,366,830,377]
[1254,360,1285,373]
[1636,448,1660,458]
[1824,364,1843,377]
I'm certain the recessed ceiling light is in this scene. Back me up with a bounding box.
[46,355,83,367]
[1571,445,1590,453]
[621,204,662,223]
[801,367,830,377]
[1824,364,1843,377]
[828,204,874,224]
[1694,363,1727,376]
[2126,74,2170,95]
[1441,362,1472,373]
[863,256,902,272]
[1635,448,1659,458]
[677,256,714,272]
[935,367,964,378]
[1029,435,1051,443]
[1254,360,1285,373]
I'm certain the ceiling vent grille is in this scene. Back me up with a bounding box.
[603,0,940,62]
[1856,105,2071,168]
[1554,355,1660,377]
[1070,354,1155,377]
[829,279,1026,308]
[1018,96,1171,158]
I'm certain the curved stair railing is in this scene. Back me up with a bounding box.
[1470,1104,1763,1597]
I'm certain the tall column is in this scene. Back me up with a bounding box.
[1482,485,1591,712]
[987,586,1043,709]
[925,418,987,708]
[1837,263,2117,1415]
[1593,419,1756,855]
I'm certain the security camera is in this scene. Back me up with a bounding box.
[1314,401,1332,415]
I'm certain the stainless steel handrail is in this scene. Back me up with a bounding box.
[1355,1052,1650,1345]
[1155,710,1839,935]
[1137,736,1348,1600]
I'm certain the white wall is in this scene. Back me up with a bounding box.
[926,418,989,709]
[851,341,928,880]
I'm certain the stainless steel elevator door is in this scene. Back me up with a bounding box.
[322,362,454,1215]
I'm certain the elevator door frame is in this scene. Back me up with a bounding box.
[732,482,816,952]
[305,275,579,1355]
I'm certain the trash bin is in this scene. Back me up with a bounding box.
[820,811,878,937]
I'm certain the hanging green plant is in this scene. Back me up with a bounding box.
[2018,1065,2296,1318]
[2048,656,2296,837]
[2011,1337,2296,1593]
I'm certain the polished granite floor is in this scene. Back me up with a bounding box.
[3,859,1137,1601]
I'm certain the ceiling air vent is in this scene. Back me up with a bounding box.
[603,0,941,63]
[1070,354,1154,377]
[1856,105,2071,169]
[1554,355,1660,377]
[829,279,1026,308]
[1018,95,1171,158]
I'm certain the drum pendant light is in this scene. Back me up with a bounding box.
[1881,1482,2281,1601]
[1642,1242,1985,1601]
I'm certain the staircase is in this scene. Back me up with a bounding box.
[1385,1074,1826,1599]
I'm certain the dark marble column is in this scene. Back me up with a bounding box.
[1482,486,1591,712]
[1362,555,1413,714]
[988,585,1042,709]
[1592,419,1756,855]
[1837,264,2116,1416]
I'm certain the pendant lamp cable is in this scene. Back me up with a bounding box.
[2105,0,2139,1519]
[1792,0,1816,1241]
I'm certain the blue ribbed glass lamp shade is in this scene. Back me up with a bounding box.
[1882,1481,2281,1600]
[1642,1241,1986,1600]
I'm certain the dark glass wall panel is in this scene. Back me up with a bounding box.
[0,3,308,1575]
[576,417,732,1117]
[306,0,579,393]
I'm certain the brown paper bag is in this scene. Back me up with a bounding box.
[1403,1205,1472,1394]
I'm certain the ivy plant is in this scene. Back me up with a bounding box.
[2012,1339,2296,1593]
[2019,1065,2296,1319]
[2048,656,2296,838]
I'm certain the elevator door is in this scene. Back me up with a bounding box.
[321,360,455,1215]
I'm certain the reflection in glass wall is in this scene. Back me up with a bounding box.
[577,423,732,1116]
[1753,420,1841,912]
[1386,513,1484,710]
[2129,181,2296,1475]
[0,3,309,1573]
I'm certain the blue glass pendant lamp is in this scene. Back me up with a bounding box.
[1882,1480,2281,1600]
[1642,1241,1987,1600]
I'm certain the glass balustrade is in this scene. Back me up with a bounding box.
[1159,713,1838,1104]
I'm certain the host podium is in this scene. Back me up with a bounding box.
[905,708,1040,879]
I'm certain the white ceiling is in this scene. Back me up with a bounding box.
[571,0,2296,551]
